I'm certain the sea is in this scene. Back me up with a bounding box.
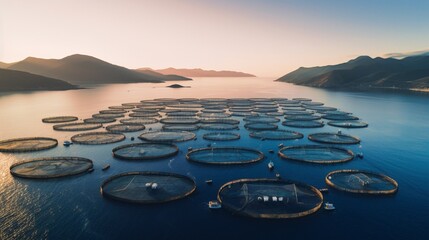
[0,77,428,240]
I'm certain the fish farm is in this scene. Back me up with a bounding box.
[1,97,399,222]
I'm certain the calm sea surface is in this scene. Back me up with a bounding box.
[0,78,428,240]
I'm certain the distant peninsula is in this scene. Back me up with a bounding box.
[276,55,429,91]
[0,68,78,92]
[4,54,190,85]
[151,68,256,77]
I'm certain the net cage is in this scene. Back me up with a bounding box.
[42,116,78,123]
[139,131,196,142]
[112,143,179,160]
[186,147,264,165]
[199,123,239,131]
[199,118,240,125]
[162,124,199,131]
[106,124,145,133]
[120,117,158,125]
[283,110,314,115]
[243,116,280,123]
[92,113,125,119]
[99,109,127,114]
[160,118,200,125]
[84,118,116,124]
[0,137,58,152]
[71,132,126,145]
[244,123,278,131]
[301,101,324,106]
[249,130,304,140]
[10,157,93,179]
[129,112,160,118]
[305,106,337,112]
[101,171,196,204]
[325,170,398,195]
[53,122,102,131]
[109,105,135,110]
[322,114,359,121]
[201,109,226,113]
[202,132,240,141]
[292,98,312,102]
[197,112,231,118]
[166,112,197,117]
[282,120,325,128]
[284,115,321,121]
[121,102,143,107]
[308,132,360,144]
[278,145,354,164]
[218,178,323,218]
[327,121,368,128]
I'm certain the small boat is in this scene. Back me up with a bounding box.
[324,202,335,210]
[208,200,222,209]
[151,183,158,190]
[319,188,329,193]
[102,164,110,171]
[63,141,73,147]
[131,137,135,141]
[275,173,281,179]
[278,143,284,148]
[357,152,364,158]
[268,149,274,154]
[188,147,193,152]
[87,168,94,173]
[139,149,146,155]
[205,180,213,184]
[268,161,274,170]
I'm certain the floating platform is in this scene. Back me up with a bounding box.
[186,147,264,165]
[71,132,125,145]
[112,143,179,160]
[0,137,58,152]
[278,145,354,164]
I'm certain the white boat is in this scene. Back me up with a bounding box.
[208,200,221,209]
[324,202,335,210]
[63,141,73,147]
[151,183,158,190]
[102,164,110,171]
[268,161,274,170]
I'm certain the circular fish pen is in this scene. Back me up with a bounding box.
[186,147,264,165]
[101,171,196,204]
[200,118,240,125]
[308,132,360,144]
[99,109,127,114]
[218,178,323,218]
[160,118,200,125]
[282,120,324,128]
[129,112,160,118]
[283,110,313,115]
[0,137,58,152]
[292,98,312,102]
[84,118,116,124]
[120,117,158,125]
[325,170,398,195]
[278,145,354,164]
[285,115,321,121]
[10,157,93,179]
[42,116,78,123]
[249,130,303,140]
[112,143,178,160]
[322,114,359,121]
[203,132,240,141]
[106,124,145,133]
[109,105,134,110]
[71,132,125,145]
[92,113,124,119]
[162,124,199,131]
[199,123,239,131]
[197,113,231,118]
[244,123,278,131]
[139,131,196,142]
[328,121,368,128]
[166,112,197,117]
[244,116,280,123]
[53,122,102,131]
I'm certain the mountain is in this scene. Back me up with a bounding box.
[0,62,11,68]
[153,68,256,77]
[134,68,192,80]
[276,55,429,90]
[6,54,168,85]
[0,68,78,92]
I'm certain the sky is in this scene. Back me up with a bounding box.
[1,0,428,77]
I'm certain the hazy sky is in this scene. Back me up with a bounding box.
[1,0,428,77]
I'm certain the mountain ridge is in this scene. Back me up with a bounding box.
[152,67,256,77]
[276,55,429,90]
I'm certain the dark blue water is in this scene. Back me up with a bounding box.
[0,79,428,240]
